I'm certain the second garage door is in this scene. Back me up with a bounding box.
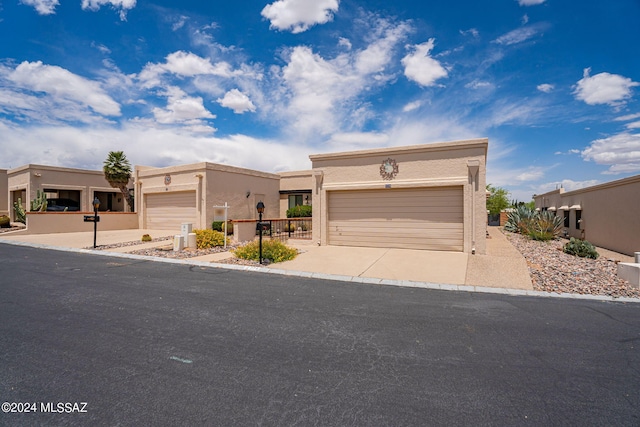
[145,191,197,230]
[328,187,463,251]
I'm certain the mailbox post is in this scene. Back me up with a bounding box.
[256,201,265,265]
[84,197,101,248]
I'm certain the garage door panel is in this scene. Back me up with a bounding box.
[145,191,197,230]
[329,220,463,229]
[328,187,463,251]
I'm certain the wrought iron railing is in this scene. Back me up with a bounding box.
[260,218,312,241]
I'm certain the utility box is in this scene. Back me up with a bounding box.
[173,235,185,251]
[618,263,640,289]
[181,223,193,237]
[187,232,197,249]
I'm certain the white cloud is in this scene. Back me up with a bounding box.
[581,132,640,174]
[516,167,544,181]
[261,0,339,34]
[5,61,121,116]
[533,179,600,195]
[20,0,59,15]
[151,86,215,132]
[402,100,422,112]
[573,68,639,106]
[465,80,493,90]
[0,122,312,173]
[138,51,237,89]
[626,121,640,129]
[518,0,545,5]
[537,83,554,93]
[217,89,256,114]
[493,23,547,45]
[459,28,479,38]
[81,0,136,20]
[521,14,529,25]
[613,112,640,122]
[269,18,412,137]
[401,39,448,87]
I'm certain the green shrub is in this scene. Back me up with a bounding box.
[286,205,312,218]
[141,234,152,242]
[563,237,599,259]
[233,239,297,263]
[194,229,225,249]
[212,220,233,235]
[0,215,10,228]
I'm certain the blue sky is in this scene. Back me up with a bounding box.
[1,0,639,201]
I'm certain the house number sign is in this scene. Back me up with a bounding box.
[380,158,399,180]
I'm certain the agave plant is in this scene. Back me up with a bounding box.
[504,205,536,235]
[505,206,564,241]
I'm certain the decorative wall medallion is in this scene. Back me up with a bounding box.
[164,174,172,185]
[380,158,399,180]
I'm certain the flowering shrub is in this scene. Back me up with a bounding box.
[194,229,225,249]
[233,239,297,263]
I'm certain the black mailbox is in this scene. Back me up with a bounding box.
[256,221,270,231]
[84,215,100,222]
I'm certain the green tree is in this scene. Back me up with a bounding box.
[103,151,134,212]
[486,184,510,215]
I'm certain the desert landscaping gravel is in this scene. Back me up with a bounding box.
[505,231,639,298]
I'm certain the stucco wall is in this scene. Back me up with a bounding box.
[309,139,488,254]
[535,175,640,256]
[20,212,138,235]
[278,170,313,217]
[7,165,128,218]
[136,162,280,230]
[0,169,8,216]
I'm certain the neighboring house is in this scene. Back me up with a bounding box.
[278,170,313,217]
[309,139,488,254]
[0,169,8,217]
[7,164,129,221]
[534,174,640,256]
[135,162,280,230]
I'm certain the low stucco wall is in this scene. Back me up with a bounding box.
[0,168,8,215]
[21,212,138,235]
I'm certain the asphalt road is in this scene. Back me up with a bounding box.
[1,244,639,426]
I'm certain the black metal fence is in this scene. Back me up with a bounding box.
[259,218,312,241]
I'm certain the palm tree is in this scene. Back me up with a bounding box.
[103,151,134,212]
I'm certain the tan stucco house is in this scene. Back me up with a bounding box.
[0,169,8,217]
[278,170,313,217]
[7,164,129,221]
[309,139,488,254]
[135,162,280,230]
[534,174,640,256]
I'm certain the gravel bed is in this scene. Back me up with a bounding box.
[93,237,261,266]
[0,225,26,234]
[92,236,173,249]
[505,231,639,298]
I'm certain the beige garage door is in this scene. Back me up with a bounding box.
[328,187,463,251]
[145,191,197,230]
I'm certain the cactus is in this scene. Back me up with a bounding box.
[14,198,26,224]
[30,190,48,212]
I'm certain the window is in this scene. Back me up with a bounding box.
[288,194,303,209]
[575,210,582,230]
[564,211,570,228]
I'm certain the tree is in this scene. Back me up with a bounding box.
[103,151,134,212]
[486,184,509,215]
